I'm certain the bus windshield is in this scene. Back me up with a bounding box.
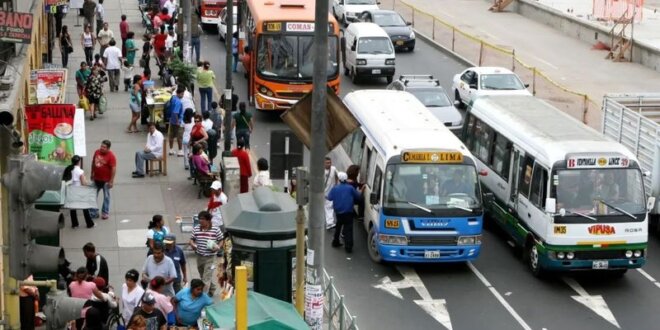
[555,169,646,217]
[383,164,481,215]
[257,34,338,80]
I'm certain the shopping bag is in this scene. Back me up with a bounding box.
[98,95,107,114]
[63,185,98,210]
[79,96,90,112]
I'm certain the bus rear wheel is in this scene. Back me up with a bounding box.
[368,226,382,263]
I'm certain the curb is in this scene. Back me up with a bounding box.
[413,29,476,67]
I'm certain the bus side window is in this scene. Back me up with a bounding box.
[372,166,383,204]
[350,131,365,166]
[491,133,511,182]
[463,114,476,149]
[529,164,548,208]
[360,147,372,186]
[519,155,535,198]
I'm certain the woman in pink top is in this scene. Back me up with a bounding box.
[69,267,103,299]
[147,276,173,318]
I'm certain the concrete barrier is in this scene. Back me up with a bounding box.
[517,0,660,72]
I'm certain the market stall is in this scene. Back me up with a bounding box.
[145,85,173,130]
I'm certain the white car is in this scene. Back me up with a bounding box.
[217,7,237,41]
[452,67,530,108]
[332,0,380,26]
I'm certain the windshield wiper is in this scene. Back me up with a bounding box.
[446,204,473,212]
[407,201,432,213]
[562,209,597,221]
[596,199,637,220]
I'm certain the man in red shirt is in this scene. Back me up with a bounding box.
[231,140,253,193]
[90,140,117,220]
[119,14,129,57]
[153,25,168,73]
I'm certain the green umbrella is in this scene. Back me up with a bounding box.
[205,291,309,330]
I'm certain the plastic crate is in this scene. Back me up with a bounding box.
[178,215,199,233]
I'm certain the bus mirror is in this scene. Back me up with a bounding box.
[453,100,461,107]
[545,198,556,214]
[478,169,488,176]
[351,44,356,52]
[370,192,379,205]
[643,170,651,177]
[648,197,656,212]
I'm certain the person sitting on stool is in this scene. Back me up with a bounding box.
[132,122,164,178]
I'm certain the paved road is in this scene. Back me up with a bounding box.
[201,22,660,330]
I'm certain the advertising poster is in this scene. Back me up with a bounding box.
[0,10,33,44]
[28,69,67,105]
[25,104,77,165]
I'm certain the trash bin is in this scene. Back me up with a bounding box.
[222,186,301,302]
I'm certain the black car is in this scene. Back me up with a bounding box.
[358,10,415,51]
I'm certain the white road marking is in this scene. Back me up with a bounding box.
[562,277,620,329]
[468,262,532,330]
[373,265,452,330]
[636,268,660,289]
[528,54,559,70]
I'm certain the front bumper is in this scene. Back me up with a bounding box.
[378,243,481,263]
[254,92,298,111]
[355,66,395,78]
[392,38,415,50]
[201,17,220,25]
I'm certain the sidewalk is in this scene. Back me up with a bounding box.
[53,0,207,293]
[383,0,660,128]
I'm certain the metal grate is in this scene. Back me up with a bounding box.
[407,235,457,246]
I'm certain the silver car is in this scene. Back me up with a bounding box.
[387,75,464,134]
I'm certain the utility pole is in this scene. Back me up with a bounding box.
[183,0,192,63]
[223,0,235,153]
[306,0,329,328]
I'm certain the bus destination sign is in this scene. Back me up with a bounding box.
[286,22,314,32]
[566,156,629,169]
[401,151,463,163]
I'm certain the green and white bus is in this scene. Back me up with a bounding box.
[462,94,652,276]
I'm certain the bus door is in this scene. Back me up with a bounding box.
[361,142,376,230]
[508,147,523,208]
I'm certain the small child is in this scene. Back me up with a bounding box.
[122,60,134,92]
[93,54,105,70]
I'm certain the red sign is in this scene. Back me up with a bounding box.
[588,224,616,235]
[25,104,76,165]
[0,10,33,44]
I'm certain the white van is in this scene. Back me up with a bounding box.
[342,22,395,84]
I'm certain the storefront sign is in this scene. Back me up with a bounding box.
[0,10,33,44]
[25,104,79,165]
[28,69,67,105]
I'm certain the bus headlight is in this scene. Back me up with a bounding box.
[557,251,565,259]
[457,235,481,245]
[385,58,395,66]
[566,251,575,260]
[625,250,633,258]
[258,85,274,97]
[356,59,367,66]
[634,250,642,258]
[379,234,407,245]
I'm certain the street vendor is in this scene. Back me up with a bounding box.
[171,279,213,327]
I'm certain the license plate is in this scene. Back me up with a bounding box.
[372,69,381,74]
[424,250,440,259]
[396,40,404,45]
[592,260,609,269]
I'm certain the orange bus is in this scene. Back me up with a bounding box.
[238,0,341,110]
[198,0,229,27]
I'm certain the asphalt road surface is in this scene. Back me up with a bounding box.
[200,30,660,330]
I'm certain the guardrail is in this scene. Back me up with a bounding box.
[323,268,359,330]
[387,0,601,128]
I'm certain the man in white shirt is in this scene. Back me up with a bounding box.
[201,111,213,131]
[163,0,177,19]
[180,87,195,112]
[165,26,177,53]
[323,157,338,229]
[102,38,122,92]
[95,0,105,35]
[97,22,113,56]
[133,123,164,178]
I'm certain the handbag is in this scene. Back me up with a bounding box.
[67,45,74,54]
[139,57,146,68]
[98,95,107,114]
[63,185,98,210]
[79,95,90,111]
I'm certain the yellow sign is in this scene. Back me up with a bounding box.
[265,22,282,31]
[554,226,566,234]
[385,219,400,229]
[401,151,463,163]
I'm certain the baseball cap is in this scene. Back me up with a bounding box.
[141,292,156,305]
[210,180,222,190]
[337,172,348,182]
[163,235,176,244]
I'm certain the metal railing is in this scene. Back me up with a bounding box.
[323,268,359,330]
[387,0,602,129]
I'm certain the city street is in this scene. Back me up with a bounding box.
[51,1,660,329]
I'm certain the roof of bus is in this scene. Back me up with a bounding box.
[247,0,336,24]
[343,90,472,161]
[470,94,635,164]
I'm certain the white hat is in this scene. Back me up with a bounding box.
[210,180,222,190]
[337,172,348,182]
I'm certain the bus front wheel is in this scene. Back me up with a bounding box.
[368,226,383,263]
[525,239,545,277]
